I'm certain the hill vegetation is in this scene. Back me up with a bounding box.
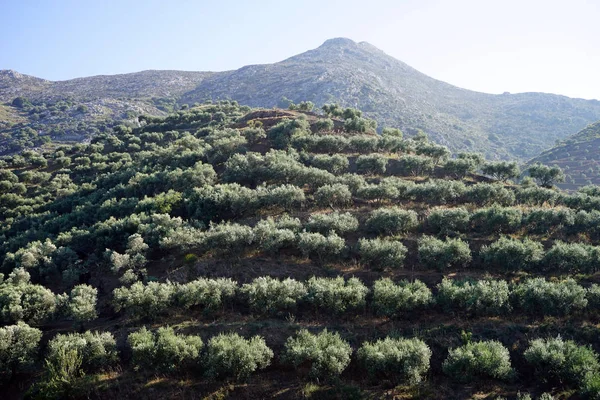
[3,39,600,161]
[529,121,600,190]
[3,101,600,398]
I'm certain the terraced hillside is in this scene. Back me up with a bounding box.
[530,121,600,190]
[3,102,600,399]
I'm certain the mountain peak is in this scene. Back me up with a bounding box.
[319,37,358,48]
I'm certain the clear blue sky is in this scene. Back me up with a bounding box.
[1,0,599,100]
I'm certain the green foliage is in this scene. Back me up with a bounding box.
[480,237,544,271]
[313,118,334,132]
[542,241,599,273]
[366,207,418,235]
[524,336,600,388]
[436,278,511,315]
[113,281,175,320]
[268,118,311,149]
[426,207,470,235]
[297,231,345,263]
[283,329,352,379]
[512,278,588,315]
[356,153,388,175]
[528,163,566,187]
[305,276,368,313]
[515,186,560,206]
[305,212,359,235]
[173,278,237,310]
[314,183,353,208]
[128,326,203,373]
[310,154,349,174]
[470,205,523,233]
[357,238,407,269]
[241,277,307,315]
[443,157,478,178]
[372,278,432,317]
[464,183,515,206]
[357,337,431,384]
[204,333,273,381]
[0,322,42,380]
[409,179,466,205]
[344,117,377,134]
[45,331,118,378]
[443,340,513,382]
[397,154,435,176]
[68,284,97,323]
[481,161,521,181]
[417,236,471,270]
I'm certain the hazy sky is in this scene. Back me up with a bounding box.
[1,0,599,99]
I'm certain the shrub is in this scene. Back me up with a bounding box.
[587,284,600,310]
[356,182,399,202]
[443,340,513,382]
[310,154,349,174]
[443,158,477,178]
[512,278,587,316]
[254,223,297,255]
[173,278,237,310]
[113,281,175,319]
[0,322,42,380]
[313,118,334,132]
[305,276,368,313]
[46,331,118,375]
[409,180,466,205]
[0,269,61,324]
[481,161,520,181]
[528,163,566,188]
[436,278,511,315]
[68,284,97,323]
[283,329,352,379]
[356,154,388,175]
[418,236,472,270]
[357,337,431,384]
[348,135,379,153]
[366,207,419,235]
[524,336,600,387]
[543,241,599,273]
[464,183,515,206]
[470,206,522,233]
[397,154,435,176]
[357,238,408,269]
[314,183,353,208]
[200,222,255,256]
[523,208,575,233]
[515,186,560,206]
[480,237,544,271]
[259,184,305,211]
[204,333,273,381]
[241,277,307,315]
[372,278,433,316]
[297,231,345,263]
[128,326,203,373]
[268,118,311,149]
[426,207,470,235]
[306,212,359,235]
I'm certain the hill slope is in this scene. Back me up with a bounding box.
[529,120,600,189]
[3,38,600,160]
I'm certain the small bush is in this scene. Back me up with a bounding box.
[436,278,511,315]
[480,237,544,271]
[0,322,42,380]
[543,241,598,273]
[470,206,522,233]
[464,183,515,206]
[397,154,435,176]
[418,236,471,270]
[46,331,119,376]
[357,238,408,269]
[68,284,97,323]
[241,277,307,315]
[426,207,470,235]
[283,329,352,379]
[305,276,368,313]
[366,207,419,235]
[314,183,353,209]
[310,154,349,174]
[357,337,431,384]
[113,281,175,320]
[306,212,359,235]
[512,278,587,316]
[524,336,600,387]
[297,231,346,263]
[128,326,203,373]
[409,180,466,205]
[443,340,513,382]
[173,278,237,310]
[356,154,388,175]
[523,208,575,234]
[204,333,273,381]
[372,278,433,317]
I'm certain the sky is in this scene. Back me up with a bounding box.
[1,0,599,100]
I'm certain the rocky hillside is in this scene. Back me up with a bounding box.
[529,120,600,189]
[2,38,600,160]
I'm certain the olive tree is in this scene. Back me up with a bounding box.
[443,340,513,382]
[0,322,42,380]
[204,333,273,381]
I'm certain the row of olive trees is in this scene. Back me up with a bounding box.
[111,275,600,320]
[6,323,599,398]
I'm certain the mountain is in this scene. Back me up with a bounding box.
[2,38,600,159]
[528,120,600,189]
